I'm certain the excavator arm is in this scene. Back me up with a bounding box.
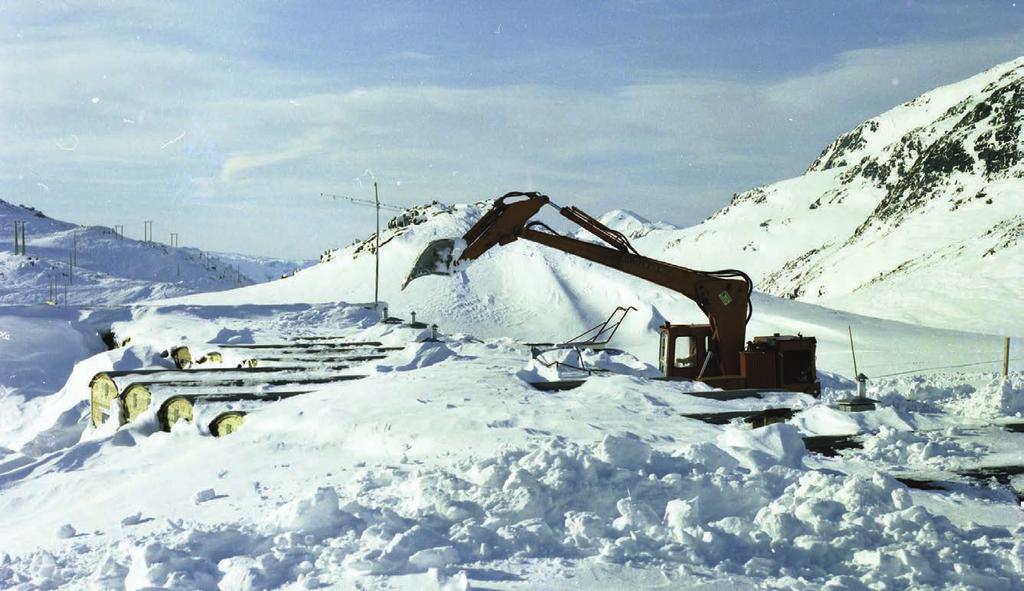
[404,192,753,376]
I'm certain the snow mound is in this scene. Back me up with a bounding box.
[950,374,1024,418]
[4,436,1019,589]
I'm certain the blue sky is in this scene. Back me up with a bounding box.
[1,1,1022,258]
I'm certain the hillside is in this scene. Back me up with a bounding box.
[0,200,308,305]
[630,57,1024,336]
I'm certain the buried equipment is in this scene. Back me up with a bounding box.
[209,411,246,437]
[403,192,819,396]
[116,374,365,425]
[90,366,363,426]
[156,390,319,432]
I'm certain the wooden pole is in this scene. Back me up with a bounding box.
[13,221,18,255]
[848,325,859,377]
[1004,337,1011,378]
[20,222,25,256]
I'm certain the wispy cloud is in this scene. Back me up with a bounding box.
[1,2,1021,257]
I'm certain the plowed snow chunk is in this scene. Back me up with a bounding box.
[194,488,217,504]
[408,545,460,570]
[718,423,805,469]
[124,541,220,591]
[268,486,363,541]
[596,434,650,469]
[55,524,76,539]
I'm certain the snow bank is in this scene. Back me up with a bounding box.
[4,435,1018,589]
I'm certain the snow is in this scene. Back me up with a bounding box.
[2,61,1024,590]
[0,290,1021,588]
[0,199,308,306]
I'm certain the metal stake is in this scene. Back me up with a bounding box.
[374,180,380,307]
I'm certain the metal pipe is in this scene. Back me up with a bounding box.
[374,180,380,307]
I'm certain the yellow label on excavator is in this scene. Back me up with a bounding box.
[719,290,733,306]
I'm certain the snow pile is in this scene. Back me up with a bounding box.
[860,426,986,468]
[949,374,1024,418]
[4,430,1019,589]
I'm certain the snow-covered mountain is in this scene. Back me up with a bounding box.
[0,200,307,305]
[632,57,1024,336]
[209,251,313,283]
[587,209,678,239]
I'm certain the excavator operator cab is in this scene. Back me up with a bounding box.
[658,324,715,380]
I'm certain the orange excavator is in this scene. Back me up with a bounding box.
[404,192,820,396]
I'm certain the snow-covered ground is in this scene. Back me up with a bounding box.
[0,196,1021,589]
[0,302,1022,589]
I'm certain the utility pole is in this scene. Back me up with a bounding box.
[320,183,406,308]
[13,221,26,256]
[374,181,380,307]
[72,230,78,266]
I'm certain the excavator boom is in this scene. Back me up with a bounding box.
[404,192,755,377]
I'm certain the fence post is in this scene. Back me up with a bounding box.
[1004,337,1011,378]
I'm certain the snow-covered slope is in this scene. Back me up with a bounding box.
[0,200,305,305]
[630,57,1024,335]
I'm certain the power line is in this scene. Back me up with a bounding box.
[321,192,406,212]
[871,357,1023,379]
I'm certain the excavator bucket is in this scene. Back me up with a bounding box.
[403,193,552,290]
[402,238,458,289]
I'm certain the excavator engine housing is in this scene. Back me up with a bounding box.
[660,324,819,396]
